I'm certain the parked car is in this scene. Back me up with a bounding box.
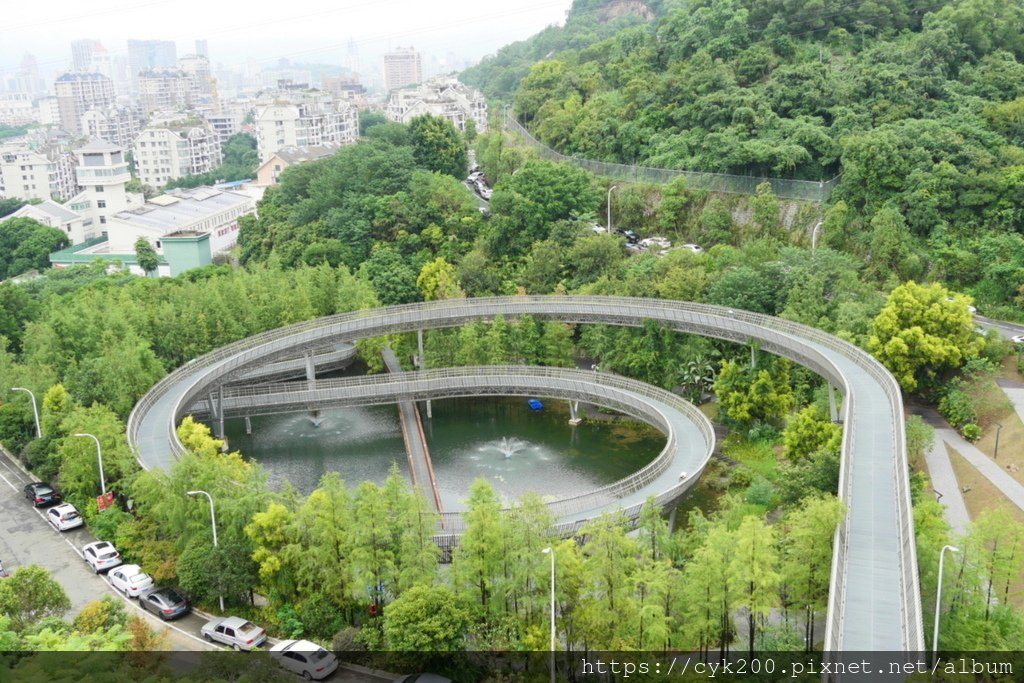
[679,243,704,253]
[108,564,154,597]
[140,588,190,620]
[24,482,61,507]
[47,503,83,531]
[201,616,267,651]
[270,639,339,680]
[82,540,122,573]
[615,228,639,244]
[1011,334,1024,345]
[589,223,608,234]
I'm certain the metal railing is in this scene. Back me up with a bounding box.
[502,111,841,202]
[128,294,920,652]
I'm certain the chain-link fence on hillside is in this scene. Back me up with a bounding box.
[502,110,840,202]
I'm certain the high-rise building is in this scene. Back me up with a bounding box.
[255,89,358,162]
[0,144,78,202]
[54,72,116,134]
[383,47,422,92]
[71,39,102,71]
[80,106,145,149]
[137,69,193,115]
[127,39,178,92]
[133,118,222,188]
[195,39,209,60]
[179,54,214,102]
[386,76,488,134]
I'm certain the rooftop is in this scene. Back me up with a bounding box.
[274,144,338,165]
[112,186,253,232]
[76,138,122,154]
[8,200,80,224]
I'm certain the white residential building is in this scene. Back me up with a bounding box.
[206,107,245,144]
[36,97,61,126]
[385,76,488,134]
[5,200,87,244]
[253,144,338,186]
[254,90,357,162]
[138,69,194,116]
[179,54,214,102]
[0,93,34,126]
[80,106,145,149]
[54,72,116,134]
[66,139,140,234]
[134,119,222,188]
[383,47,422,92]
[0,145,78,202]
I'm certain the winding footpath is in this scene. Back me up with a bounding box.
[128,296,923,653]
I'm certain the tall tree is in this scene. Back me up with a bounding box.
[408,114,469,179]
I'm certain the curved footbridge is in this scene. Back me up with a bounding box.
[128,296,922,652]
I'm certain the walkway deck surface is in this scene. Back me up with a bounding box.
[381,348,443,513]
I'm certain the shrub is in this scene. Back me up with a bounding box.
[938,386,975,428]
[961,423,982,442]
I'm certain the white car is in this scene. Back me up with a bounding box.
[82,540,121,573]
[108,564,154,597]
[47,503,84,531]
[1011,334,1024,345]
[270,639,339,680]
[639,236,672,250]
[680,243,704,253]
[201,616,267,651]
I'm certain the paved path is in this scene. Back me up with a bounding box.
[931,425,1024,512]
[922,438,971,536]
[997,378,1024,428]
[381,347,443,513]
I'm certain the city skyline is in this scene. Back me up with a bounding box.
[0,0,574,79]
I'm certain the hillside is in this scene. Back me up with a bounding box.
[464,0,1024,313]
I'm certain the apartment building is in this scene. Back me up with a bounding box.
[138,69,194,115]
[254,144,338,186]
[71,39,103,71]
[0,146,78,202]
[0,93,34,126]
[179,54,213,100]
[385,76,488,134]
[127,39,177,93]
[206,108,245,144]
[254,90,357,162]
[80,106,145,149]
[383,47,422,92]
[54,72,116,134]
[134,119,222,188]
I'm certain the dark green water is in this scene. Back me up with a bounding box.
[221,397,664,511]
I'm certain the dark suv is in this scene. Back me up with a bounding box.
[24,482,61,507]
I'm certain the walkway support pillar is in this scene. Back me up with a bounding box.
[828,384,839,423]
[305,350,321,426]
[418,329,432,419]
[244,416,252,435]
[751,345,757,368]
[669,505,678,532]
[568,400,581,426]
[217,386,224,438]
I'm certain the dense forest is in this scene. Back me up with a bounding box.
[464,0,1024,316]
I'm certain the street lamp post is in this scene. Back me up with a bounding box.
[187,489,224,613]
[11,387,41,438]
[932,545,960,662]
[72,433,105,496]
[994,422,1003,461]
[541,547,555,683]
[811,220,824,251]
[606,185,618,233]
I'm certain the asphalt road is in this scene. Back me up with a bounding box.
[0,448,389,682]
[976,315,1024,341]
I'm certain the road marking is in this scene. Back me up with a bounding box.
[0,467,18,492]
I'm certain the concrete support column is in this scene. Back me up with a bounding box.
[217,385,224,438]
[828,383,839,423]
[244,416,252,435]
[304,350,316,388]
[750,345,757,368]
[418,329,432,419]
[568,400,581,425]
[668,505,678,532]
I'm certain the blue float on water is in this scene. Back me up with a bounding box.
[527,399,544,411]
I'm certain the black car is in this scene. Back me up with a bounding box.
[24,482,61,507]
[140,588,190,621]
[615,228,639,244]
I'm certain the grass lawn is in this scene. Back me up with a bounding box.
[972,404,1024,488]
[721,433,780,481]
[947,446,1024,607]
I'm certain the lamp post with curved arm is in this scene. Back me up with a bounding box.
[72,433,105,495]
[542,547,556,683]
[11,387,41,438]
[187,489,224,612]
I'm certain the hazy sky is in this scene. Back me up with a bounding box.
[1,0,574,76]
